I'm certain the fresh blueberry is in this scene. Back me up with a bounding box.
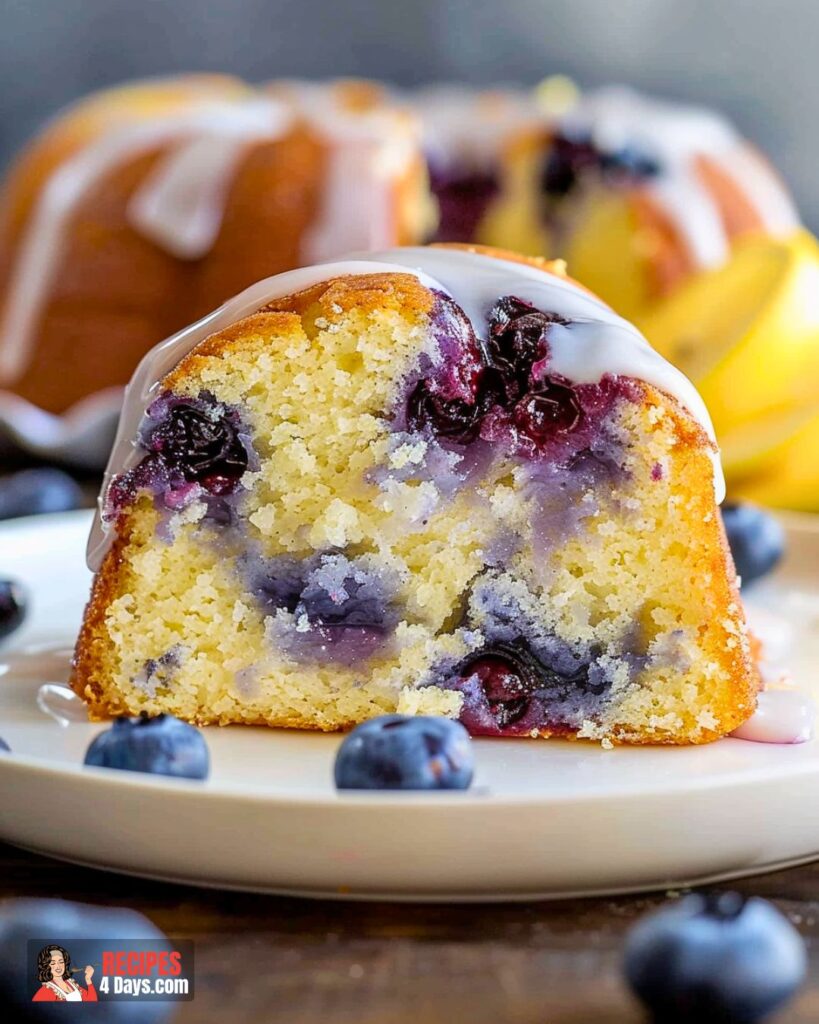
[624,891,806,1023]
[0,469,83,520]
[721,503,785,587]
[84,714,209,780]
[0,579,26,640]
[334,715,474,791]
[0,736,9,751]
[0,898,174,1022]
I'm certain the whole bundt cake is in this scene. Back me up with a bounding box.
[0,75,430,417]
[72,244,758,744]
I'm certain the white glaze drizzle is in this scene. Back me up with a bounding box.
[0,98,292,385]
[560,86,799,268]
[87,246,724,570]
[128,99,292,259]
[303,120,416,262]
[268,81,421,263]
[412,86,542,172]
[0,84,418,385]
[731,689,816,744]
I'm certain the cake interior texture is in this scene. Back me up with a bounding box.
[74,257,757,744]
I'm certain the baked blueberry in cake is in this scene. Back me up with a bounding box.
[414,87,540,244]
[72,244,759,744]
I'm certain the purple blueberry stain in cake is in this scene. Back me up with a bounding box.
[132,646,185,697]
[248,552,399,666]
[378,293,642,597]
[651,462,664,481]
[105,390,255,523]
[381,291,501,506]
[403,291,487,444]
[245,553,305,616]
[368,432,495,517]
[428,572,645,736]
[481,529,522,568]
[434,569,698,739]
[233,665,260,699]
[401,293,640,468]
[523,434,632,557]
[441,638,610,737]
[478,299,642,462]
[427,161,501,243]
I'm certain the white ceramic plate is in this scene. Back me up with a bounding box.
[0,509,818,902]
[0,390,122,469]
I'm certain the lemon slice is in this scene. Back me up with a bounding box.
[638,229,819,437]
[719,403,819,479]
[729,405,819,510]
[564,192,651,322]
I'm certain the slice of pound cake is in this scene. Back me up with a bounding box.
[73,245,759,744]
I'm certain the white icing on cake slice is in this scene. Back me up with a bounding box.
[87,246,725,570]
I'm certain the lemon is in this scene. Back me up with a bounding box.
[639,229,819,437]
[563,192,652,321]
[729,405,819,510]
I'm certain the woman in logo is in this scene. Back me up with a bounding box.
[32,944,97,1002]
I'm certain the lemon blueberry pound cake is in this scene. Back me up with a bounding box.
[73,245,759,744]
[0,75,428,416]
[479,87,800,321]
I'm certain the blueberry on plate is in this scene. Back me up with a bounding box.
[0,736,9,751]
[334,714,474,791]
[0,579,27,640]
[84,714,209,780]
[624,891,806,1023]
[0,468,84,521]
[721,502,785,587]
[0,898,173,1022]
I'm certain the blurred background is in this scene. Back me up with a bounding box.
[3,0,817,226]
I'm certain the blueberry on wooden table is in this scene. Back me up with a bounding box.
[0,897,173,1021]
[624,891,806,1023]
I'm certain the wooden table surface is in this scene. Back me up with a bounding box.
[3,842,819,1023]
